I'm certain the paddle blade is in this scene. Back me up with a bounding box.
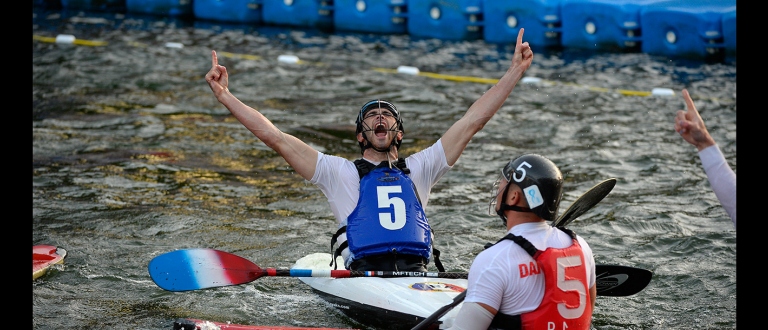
[553,178,617,228]
[411,291,466,330]
[148,249,264,292]
[595,264,652,297]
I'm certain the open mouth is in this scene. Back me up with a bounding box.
[374,124,388,136]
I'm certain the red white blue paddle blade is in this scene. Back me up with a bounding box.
[148,248,262,292]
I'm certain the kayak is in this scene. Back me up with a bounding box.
[292,253,465,329]
[173,318,359,330]
[33,244,67,280]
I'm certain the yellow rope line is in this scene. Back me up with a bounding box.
[219,51,262,61]
[33,35,107,46]
[375,67,668,97]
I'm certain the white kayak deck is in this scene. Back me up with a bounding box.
[293,253,465,329]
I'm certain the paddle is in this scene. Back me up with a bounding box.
[149,248,650,295]
[410,290,466,330]
[552,178,617,228]
[411,177,638,330]
[594,264,652,297]
[148,248,469,292]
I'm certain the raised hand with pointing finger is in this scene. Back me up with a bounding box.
[205,50,229,98]
[675,89,715,151]
[674,89,736,227]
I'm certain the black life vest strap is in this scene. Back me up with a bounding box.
[432,247,445,272]
[395,157,410,174]
[559,227,577,240]
[329,226,347,270]
[498,233,541,259]
[354,159,373,179]
[483,226,577,255]
[488,313,522,330]
[329,226,444,272]
[353,158,410,179]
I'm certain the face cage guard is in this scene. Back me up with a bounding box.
[356,100,403,135]
[356,99,404,154]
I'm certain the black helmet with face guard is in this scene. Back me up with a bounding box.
[355,99,404,154]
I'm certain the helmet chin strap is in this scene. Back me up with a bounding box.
[496,204,533,226]
[496,184,532,226]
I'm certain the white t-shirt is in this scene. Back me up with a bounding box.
[310,139,452,227]
[464,221,596,316]
[698,144,736,227]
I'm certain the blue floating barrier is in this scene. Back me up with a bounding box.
[61,0,125,12]
[126,0,193,17]
[262,0,334,30]
[407,0,483,40]
[482,0,562,46]
[333,0,407,34]
[560,0,670,52]
[193,0,263,24]
[639,0,735,60]
[721,9,735,63]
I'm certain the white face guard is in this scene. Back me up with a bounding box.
[488,172,507,217]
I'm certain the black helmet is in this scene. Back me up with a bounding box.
[355,99,404,153]
[498,154,564,221]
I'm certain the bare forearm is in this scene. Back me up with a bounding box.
[216,89,284,147]
[441,66,528,165]
[442,67,524,154]
[468,66,525,126]
[217,89,318,179]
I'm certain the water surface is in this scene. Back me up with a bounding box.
[33,8,736,330]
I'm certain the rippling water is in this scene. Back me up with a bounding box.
[33,7,736,330]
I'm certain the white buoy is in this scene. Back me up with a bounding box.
[55,34,76,44]
[278,54,300,64]
[165,42,184,49]
[651,88,675,96]
[521,77,542,84]
[396,66,420,75]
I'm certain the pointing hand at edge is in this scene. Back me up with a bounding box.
[674,89,715,151]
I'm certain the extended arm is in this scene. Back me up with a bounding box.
[674,89,736,226]
[440,28,533,166]
[205,50,318,180]
[699,145,737,226]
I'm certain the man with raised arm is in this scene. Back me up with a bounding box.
[674,89,736,227]
[205,29,534,272]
